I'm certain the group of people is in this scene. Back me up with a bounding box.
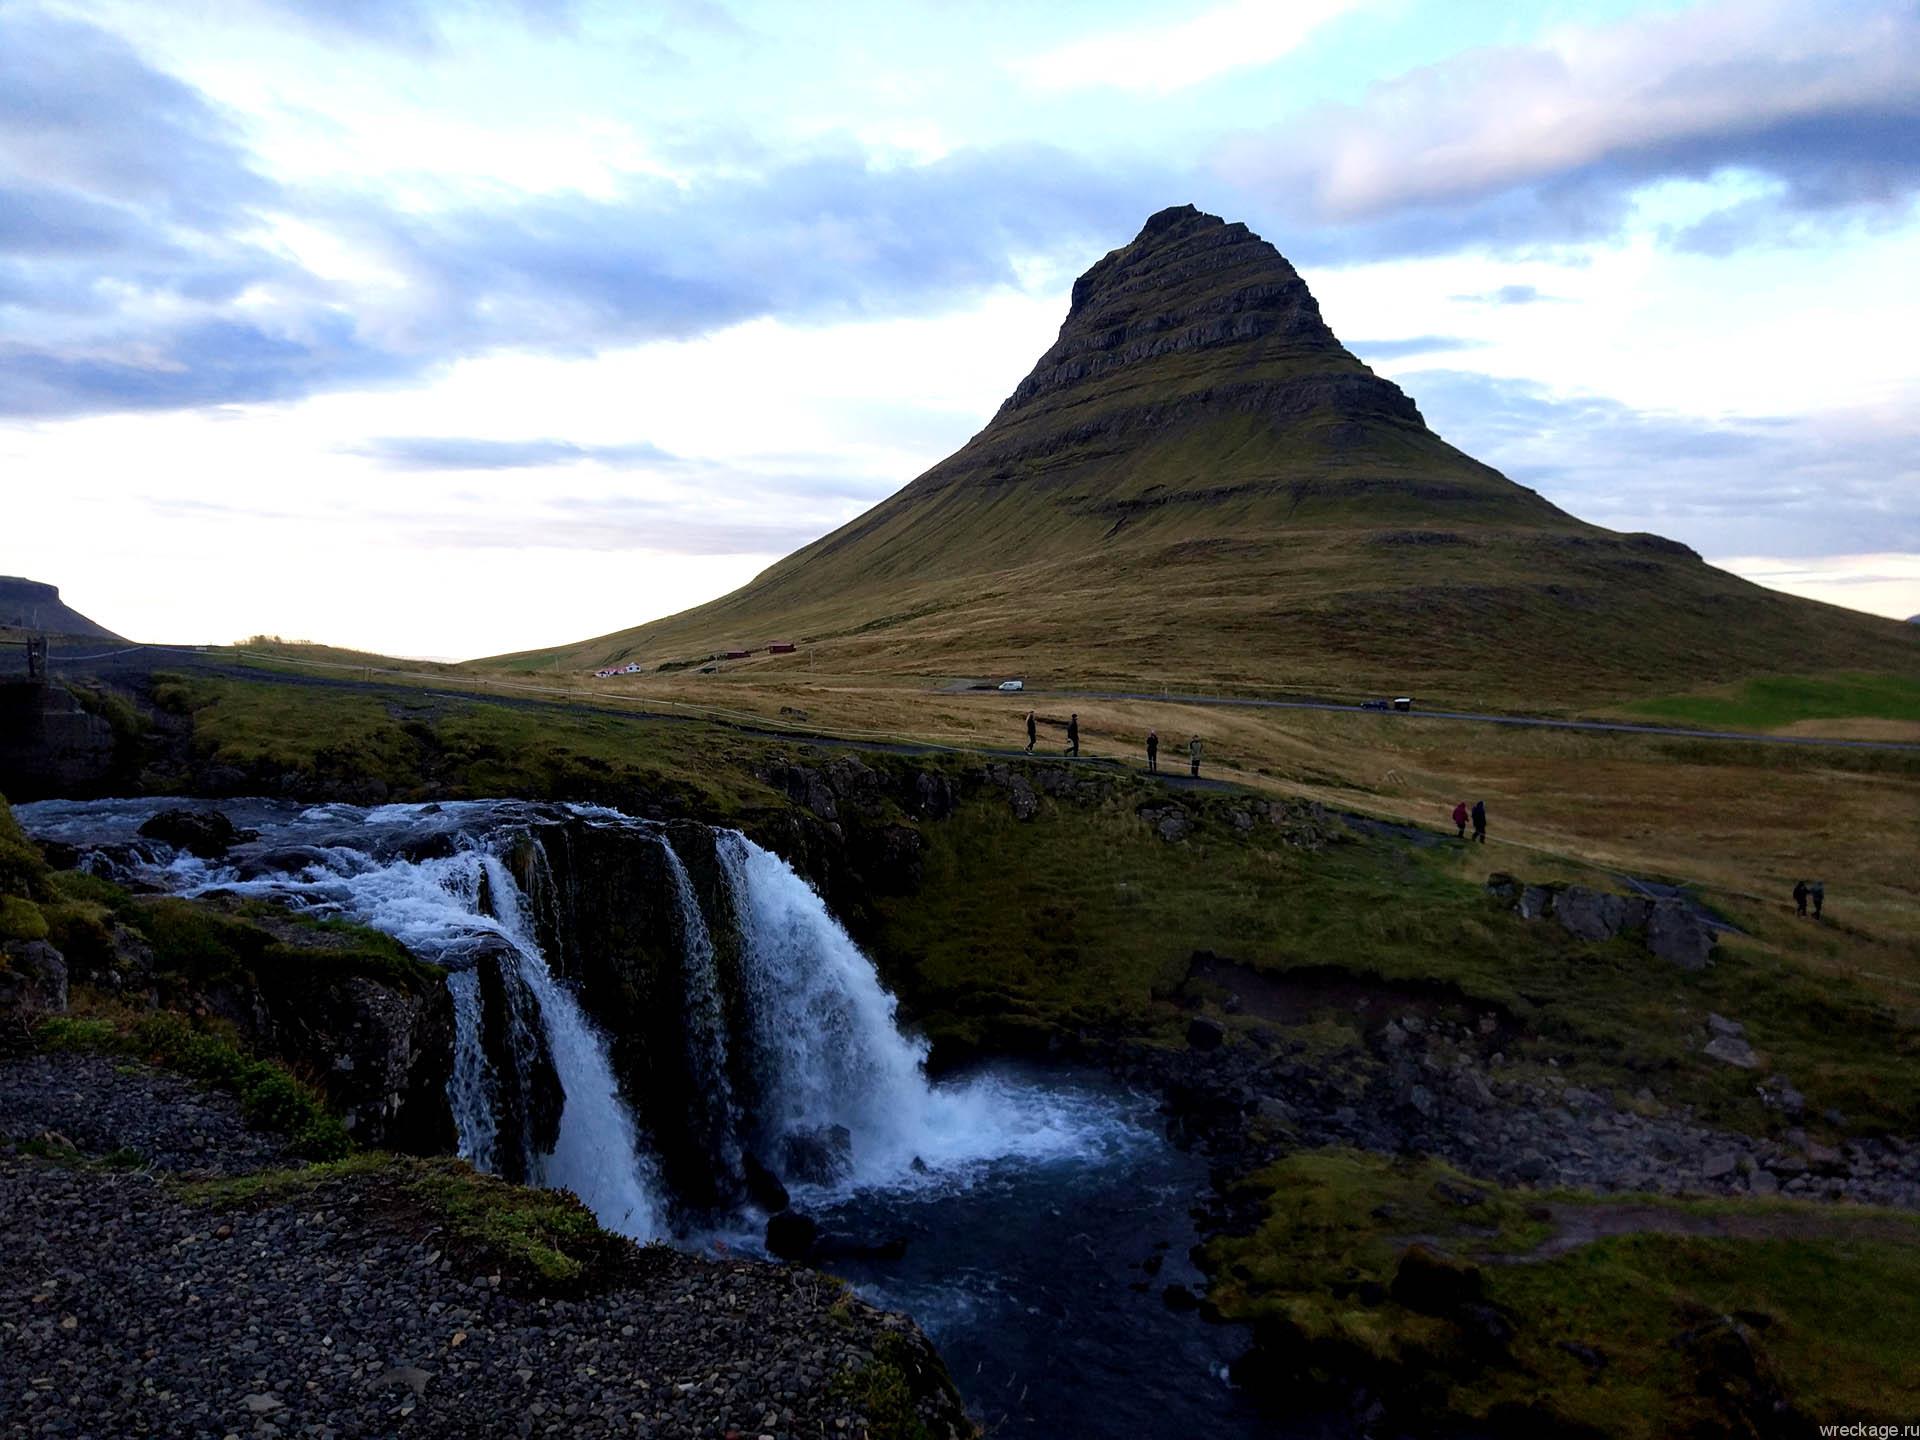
[1450,799,1488,843]
[1792,879,1826,919]
[1024,712,1203,776]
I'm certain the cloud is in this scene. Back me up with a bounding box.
[1220,0,1920,258]
[350,436,682,470]
[1009,0,1364,96]
[1347,335,1484,361]
[1403,369,1920,557]
[1452,284,1559,306]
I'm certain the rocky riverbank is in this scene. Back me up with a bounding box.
[0,1053,975,1440]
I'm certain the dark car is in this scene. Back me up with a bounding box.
[1361,698,1389,710]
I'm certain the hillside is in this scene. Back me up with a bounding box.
[0,577,122,642]
[492,206,1918,706]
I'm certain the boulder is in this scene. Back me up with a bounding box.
[1484,873,1520,903]
[1186,1016,1226,1052]
[1553,886,1651,942]
[1705,1033,1760,1070]
[1389,1245,1483,1315]
[0,938,68,1018]
[137,807,253,859]
[780,1124,854,1186]
[744,1153,790,1214]
[1517,885,1555,922]
[765,1211,819,1262]
[1647,901,1717,970]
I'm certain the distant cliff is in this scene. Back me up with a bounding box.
[0,577,122,641]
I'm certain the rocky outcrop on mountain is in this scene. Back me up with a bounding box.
[1486,873,1719,970]
[0,577,122,641]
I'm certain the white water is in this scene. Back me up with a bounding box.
[717,830,1132,1192]
[660,838,743,1178]
[478,853,663,1239]
[444,967,498,1172]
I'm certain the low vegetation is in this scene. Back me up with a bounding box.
[182,1153,626,1290]
[1206,1148,1920,1436]
[1625,671,1920,733]
[37,1011,349,1158]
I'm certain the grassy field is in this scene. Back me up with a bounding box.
[1205,1148,1920,1435]
[1625,671,1920,734]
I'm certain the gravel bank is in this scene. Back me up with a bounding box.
[0,1055,973,1440]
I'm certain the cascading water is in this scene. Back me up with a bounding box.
[478,852,662,1238]
[660,838,744,1184]
[444,966,498,1172]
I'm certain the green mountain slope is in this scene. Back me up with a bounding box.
[493,207,1917,706]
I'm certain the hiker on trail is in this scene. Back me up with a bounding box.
[1792,880,1809,917]
[1066,713,1080,757]
[1146,729,1159,775]
[1025,711,1036,754]
[1470,800,1487,844]
[1189,736,1202,778]
[1811,881,1825,920]
[1451,801,1469,839]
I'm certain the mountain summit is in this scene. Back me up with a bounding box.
[501,209,1916,703]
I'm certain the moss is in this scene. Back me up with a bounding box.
[0,893,48,942]
[831,1333,937,1440]
[184,1154,620,1291]
[1206,1148,1920,1436]
[36,1011,350,1159]
[0,791,51,901]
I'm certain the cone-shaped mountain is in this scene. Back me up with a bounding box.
[499,207,1917,704]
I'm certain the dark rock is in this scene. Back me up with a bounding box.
[1389,1245,1483,1315]
[0,680,119,799]
[780,1124,854,1186]
[1646,901,1717,970]
[0,938,68,1018]
[137,807,253,859]
[1553,885,1650,942]
[1516,885,1554,922]
[1186,1017,1226,1052]
[766,1211,819,1261]
[1484,873,1519,903]
[1161,1283,1201,1312]
[744,1153,790,1214]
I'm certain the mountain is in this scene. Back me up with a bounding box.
[496,207,1918,705]
[0,577,122,642]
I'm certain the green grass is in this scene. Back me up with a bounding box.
[1206,1148,1920,1436]
[870,779,1918,1135]
[183,1153,622,1289]
[36,1011,350,1158]
[156,672,782,813]
[1628,672,1920,731]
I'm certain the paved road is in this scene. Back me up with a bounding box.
[36,642,1920,755]
[1030,688,1920,752]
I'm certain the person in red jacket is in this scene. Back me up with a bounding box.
[1451,801,1468,838]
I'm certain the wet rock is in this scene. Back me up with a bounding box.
[766,1211,819,1262]
[780,1125,854,1186]
[1161,1283,1201,1312]
[137,807,253,859]
[744,1153,790,1214]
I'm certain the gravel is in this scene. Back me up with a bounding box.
[0,1055,973,1439]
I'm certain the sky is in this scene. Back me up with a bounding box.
[2,0,1917,658]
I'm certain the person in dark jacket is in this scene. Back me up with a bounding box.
[1066,714,1079,757]
[1146,729,1159,774]
[1451,800,1468,838]
[1470,800,1486,843]
[1189,736,1202,777]
[1811,881,1825,920]
[1025,711,1036,753]
[1792,880,1809,917]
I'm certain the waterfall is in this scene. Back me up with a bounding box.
[660,837,743,1183]
[17,796,1121,1237]
[479,853,663,1239]
[444,967,499,1172]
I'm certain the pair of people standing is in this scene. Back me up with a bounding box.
[1792,879,1825,919]
[1145,730,1200,776]
[1452,800,1487,842]
[1022,710,1088,759]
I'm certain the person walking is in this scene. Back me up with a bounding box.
[1025,710,1036,754]
[1146,729,1159,775]
[1811,881,1825,920]
[1189,736,1202,778]
[1470,799,1486,844]
[1451,801,1468,839]
[1792,880,1809,917]
[1066,713,1080,757]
